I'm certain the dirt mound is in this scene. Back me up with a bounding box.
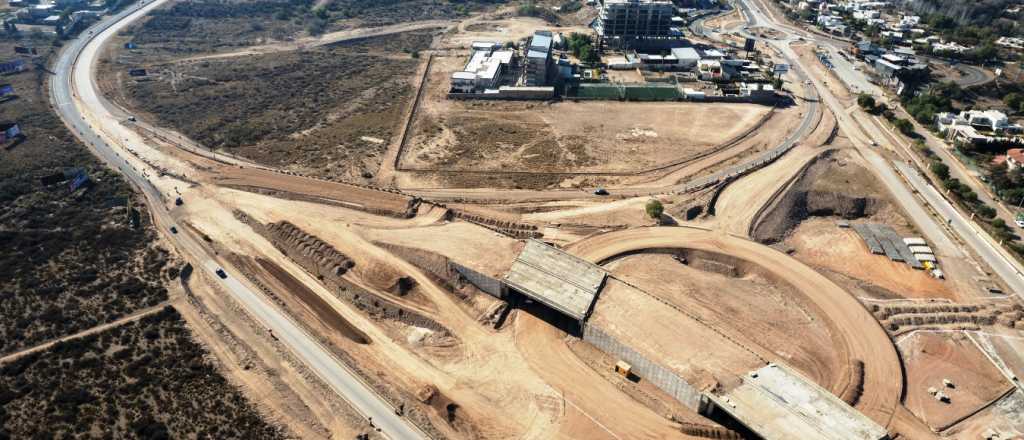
[752,150,888,243]
[265,221,355,277]
[872,302,1024,333]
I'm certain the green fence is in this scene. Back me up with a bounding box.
[570,83,681,101]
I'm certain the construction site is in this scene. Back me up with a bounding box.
[20,0,1024,439]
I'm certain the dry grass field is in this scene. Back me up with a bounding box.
[117,31,433,182]
[0,37,173,356]
[0,307,284,439]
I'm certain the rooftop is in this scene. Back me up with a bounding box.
[710,364,888,440]
[503,240,606,321]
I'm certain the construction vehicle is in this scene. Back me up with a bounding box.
[614,360,632,378]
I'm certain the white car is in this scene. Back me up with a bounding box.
[1015,219,1024,228]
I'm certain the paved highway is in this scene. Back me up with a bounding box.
[50,3,424,439]
[733,0,1024,297]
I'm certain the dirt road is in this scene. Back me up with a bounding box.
[173,20,455,63]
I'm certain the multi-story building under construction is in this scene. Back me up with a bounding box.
[595,0,682,50]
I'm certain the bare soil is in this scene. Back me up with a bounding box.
[601,253,839,388]
[899,332,1014,431]
[403,55,772,174]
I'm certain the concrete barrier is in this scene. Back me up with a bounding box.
[582,324,707,412]
[450,261,505,299]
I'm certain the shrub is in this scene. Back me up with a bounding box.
[931,162,950,180]
[645,199,664,220]
[857,94,876,112]
[893,118,915,136]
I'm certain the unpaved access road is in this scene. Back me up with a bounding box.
[172,20,455,64]
[565,226,903,429]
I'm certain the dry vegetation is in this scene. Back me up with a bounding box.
[123,0,314,58]
[0,37,172,356]
[325,0,506,27]
[122,31,433,181]
[0,307,284,439]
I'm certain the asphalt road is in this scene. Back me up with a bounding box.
[895,161,1024,293]
[734,0,1024,297]
[49,4,424,439]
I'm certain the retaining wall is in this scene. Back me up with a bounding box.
[450,262,505,299]
[582,324,706,411]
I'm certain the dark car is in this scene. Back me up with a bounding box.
[594,188,609,196]
[169,226,178,234]
[175,197,183,206]
[215,269,227,279]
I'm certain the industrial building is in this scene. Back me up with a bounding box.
[526,31,554,86]
[503,239,606,323]
[595,0,683,50]
[705,364,890,440]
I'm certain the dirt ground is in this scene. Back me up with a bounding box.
[602,253,839,388]
[898,331,1014,431]
[787,218,957,300]
[591,277,766,388]
[440,16,591,50]
[357,221,523,278]
[403,55,772,174]
[793,42,852,103]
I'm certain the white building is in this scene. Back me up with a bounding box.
[962,110,1021,133]
[671,47,701,69]
[935,110,1024,145]
[932,41,971,54]
[451,47,514,93]
[997,36,1024,50]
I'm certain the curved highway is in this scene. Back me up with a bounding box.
[49,3,424,439]
[566,226,903,428]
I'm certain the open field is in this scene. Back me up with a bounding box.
[0,37,174,355]
[440,15,590,49]
[404,55,773,175]
[0,306,284,438]
[115,32,432,182]
[899,332,1014,431]
[601,252,839,388]
[121,0,314,57]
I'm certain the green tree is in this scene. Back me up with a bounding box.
[645,199,664,220]
[893,118,915,136]
[1005,93,1024,112]
[930,162,950,180]
[857,94,876,112]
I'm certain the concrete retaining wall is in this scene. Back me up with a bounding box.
[450,261,505,299]
[583,324,706,411]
